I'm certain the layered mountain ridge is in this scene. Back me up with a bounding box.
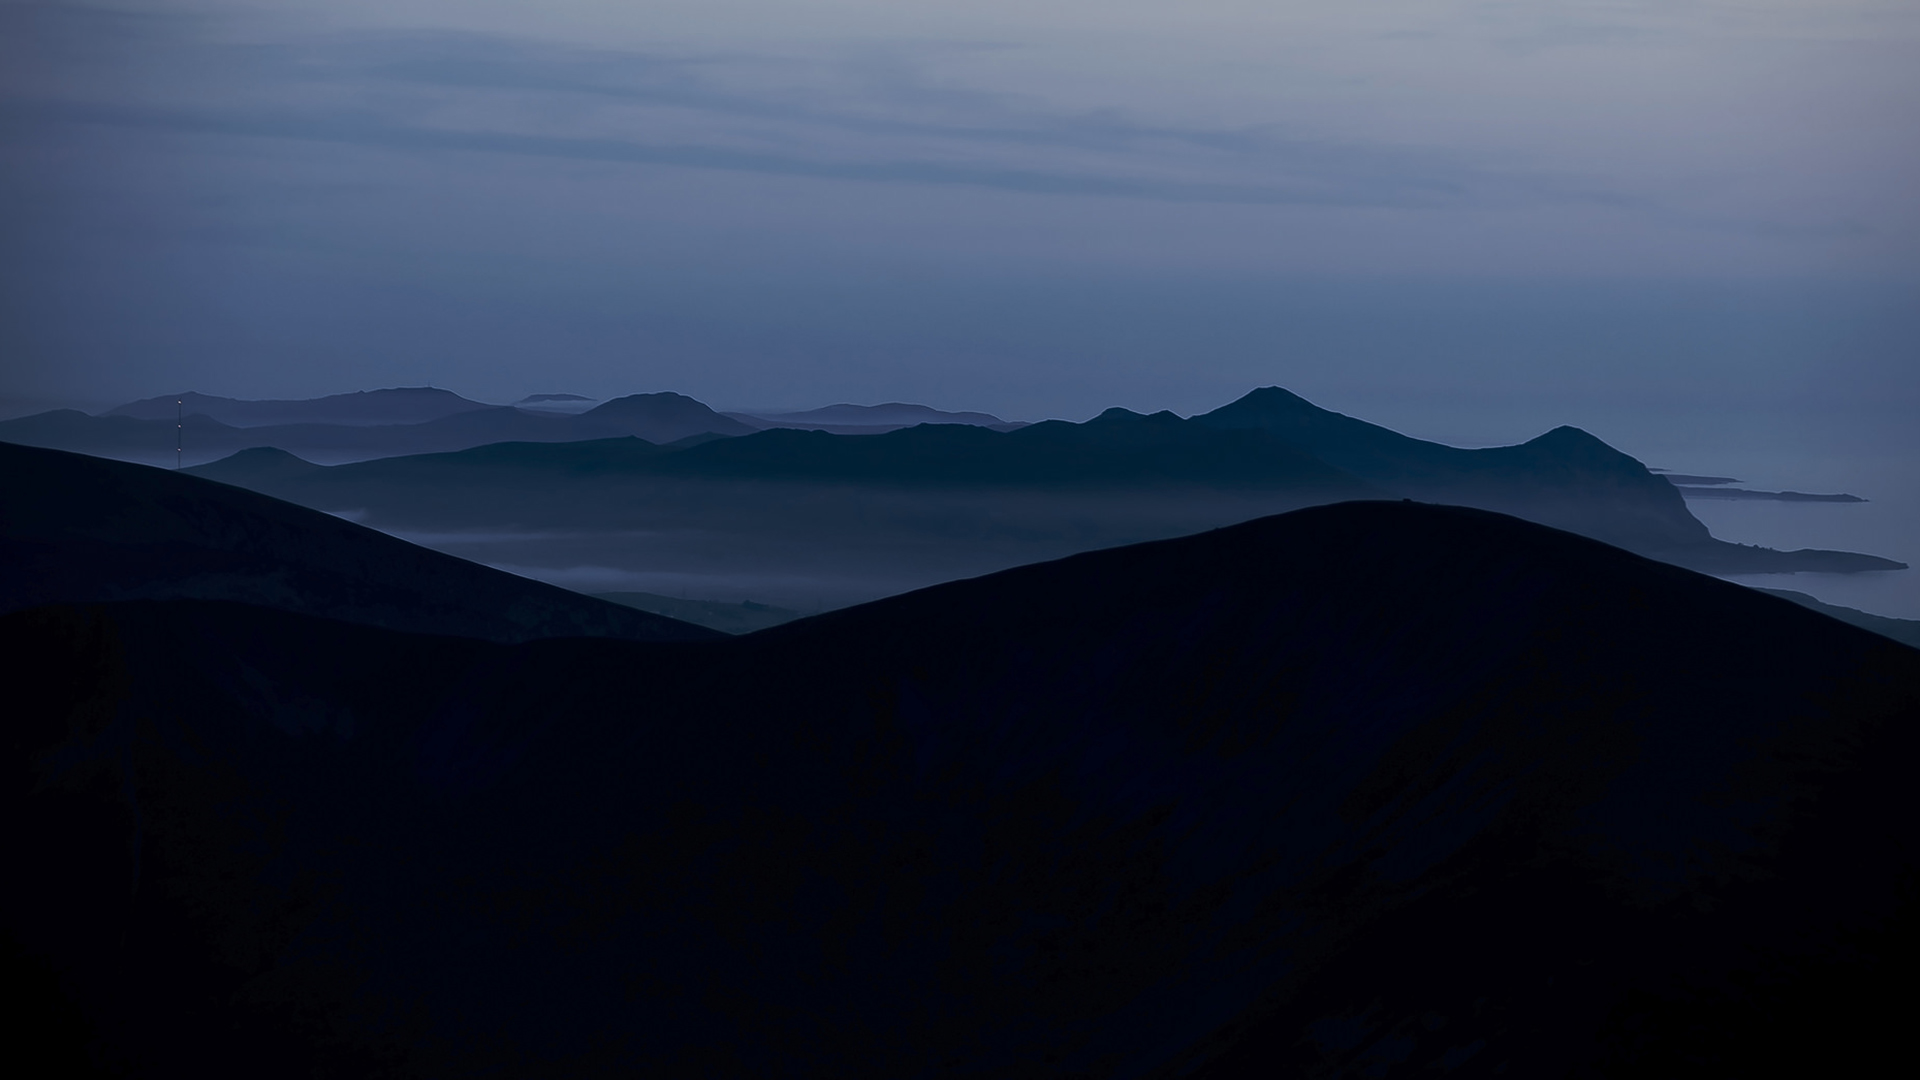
[169,387,1902,585]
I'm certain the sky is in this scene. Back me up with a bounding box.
[2,0,1916,444]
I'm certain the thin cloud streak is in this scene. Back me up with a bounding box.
[1,6,1633,211]
[4,97,1481,208]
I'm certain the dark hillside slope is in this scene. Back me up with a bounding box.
[0,441,717,643]
[8,501,1916,1076]
[1195,387,1899,573]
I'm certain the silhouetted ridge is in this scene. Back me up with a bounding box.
[186,446,326,488]
[736,402,1013,430]
[7,498,1915,1075]
[581,392,756,440]
[106,386,493,426]
[0,440,718,643]
[2,391,750,466]
[1192,386,1901,572]
[655,413,1373,488]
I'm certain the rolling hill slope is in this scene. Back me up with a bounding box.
[7,499,1915,1076]
[0,440,718,643]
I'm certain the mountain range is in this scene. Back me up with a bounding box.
[7,384,1892,578]
[7,472,1916,1076]
[175,388,1902,606]
[725,401,1025,434]
[105,387,494,427]
[0,392,756,466]
[1,390,1026,465]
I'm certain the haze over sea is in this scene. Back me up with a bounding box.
[1317,389,1920,622]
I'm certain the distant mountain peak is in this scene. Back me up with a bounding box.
[185,446,326,487]
[352,386,460,397]
[1521,425,1633,462]
[1087,407,1184,425]
[587,391,711,412]
[579,393,756,439]
[222,446,312,463]
[1233,386,1322,409]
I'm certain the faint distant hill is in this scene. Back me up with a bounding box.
[10,499,1917,1075]
[187,445,328,487]
[596,591,803,634]
[1756,588,1920,649]
[107,387,494,427]
[1192,386,1899,574]
[664,407,1374,489]
[515,393,600,415]
[0,391,751,466]
[581,392,757,441]
[0,440,717,643]
[1653,471,1863,501]
[727,402,1025,434]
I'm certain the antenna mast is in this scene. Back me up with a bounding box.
[176,398,182,469]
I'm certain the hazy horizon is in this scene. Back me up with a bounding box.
[3,1,1915,617]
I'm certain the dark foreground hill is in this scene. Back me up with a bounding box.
[0,441,717,643]
[8,501,1916,1077]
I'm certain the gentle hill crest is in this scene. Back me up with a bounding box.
[0,440,718,643]
[106,386,494,427]
[7,498,1915,1074]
